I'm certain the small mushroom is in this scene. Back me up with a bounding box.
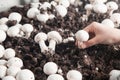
[0,17,8,25]
[109,70,120,80]
[47,74,64,80]
[0,65,7,78]
[8,12,22,23]
[16,69,35,80]
[101,19,114,28]
[0,45,5,58]
[43,62,58,75]
[27,7,40,19]
[59,0,70,8]
[0,24,8,32]
[40,2,51,10]
[20,24,34,38]
[2,76,16,80]
[34,32,48,53]
[67,70,82,80]
[63,37,75,43]
[30,2,41,8]
[68,0,75,5]
[47,31,62,54]
[85,4,93,16]
[0,30,6,43]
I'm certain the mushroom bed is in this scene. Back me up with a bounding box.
[0,0,120,80]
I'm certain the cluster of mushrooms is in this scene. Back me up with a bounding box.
[0,0,120,80]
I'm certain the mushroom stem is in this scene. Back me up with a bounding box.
[48,39,56,51]
[39,40,48,53]
[25,32,31,39]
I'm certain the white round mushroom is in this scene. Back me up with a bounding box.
[16,69,35,80]
[55,5,67,17]
[27,7,39,19]
[50,1,57,7]
[43,62,58,75]
[47,74,64,80]
[34,32,48,53]
[109,70,120,80]
[30,2,41,8]
[67,70,82,80]
[0,65,7,78]
[0,17,8,25]
[2,76,16,80]
[85,4,93,16]
[0,30,6,43]
[0,45,5,58]
[0,60,7,66]
[21,24,34,38]
[8,12,22,23]
[40,2,51,10]
[7,66,21,77]
[47,31,62,53]
[110,13,120,27]
[75,30,89,42]
[7,57,23,68]
[101,19,114,28]
[59,0,70,8]
[0,24,8,32]
[106,1,118,16]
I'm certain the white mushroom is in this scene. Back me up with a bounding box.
[2,76,16,80]
[0,24,8,32]
[34,32,48,53]
[68,0,75,5]
[21,24,34,38]
[36,12,49,23]
[16,69,35,80]
[89,0,107,4]
[67,70,82,80]
[7,66,21,77]
[30,2,41,8]
[75,30,89,42]
[55,5,67,17]
[0,60,7,66]
[57,68,63,75]
[43,62,58,75]
[85,4,93,16]
[50,1,57,7]
[8,12,22,23]
[93,3,107,14]
[7,57,23,68]
[0,17,8,25]
[47,74,64,80]
[101,19,114,28]
[63,37,75,43]
[3,48,16,59]
[0,45,5,58]
[0,65,7,78]
[47,31,62,53]
[27,7,39,19]
[0,30,6,43]
[106,1,118,16]
[40,2,51,10]
[49,14,55,19]
[110,13,120,27]
[59,0,70,8]
[109,70,120,80]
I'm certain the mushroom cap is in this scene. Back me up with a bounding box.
[43,62,58,75]
[27,8,39,18]
[47,31,62,44]
[0,45,5,58]
[101,19,114,28]
[55,5,67,17]
[109,70,120,80]
[59,0,70,8]
[30,2,41,8]
[66,70,82,80]
[50,1,57,7]
[68,0,75,5]
[3,48,16,59]
[85,4,93,10]
[0,17,8,25]
[16,69,35,80]
[106,1,118,11]
[0,65,7,78]
[0,30,6,43]
[2,76,16,80]
[0,24,8,32]
[8,12,22,23]
[34,32,47,43]
[93,3,107,14]
[7,57,23,68]
[47,74,64,80]
[40,2,51,10]
[75,30,89,42]
[21,24,34,33]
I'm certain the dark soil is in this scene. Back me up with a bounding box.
[0,0,120,80]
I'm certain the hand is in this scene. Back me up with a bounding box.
[76,22,120,49]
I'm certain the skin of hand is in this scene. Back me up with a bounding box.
[76,22,120,49]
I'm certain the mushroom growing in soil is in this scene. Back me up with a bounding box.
[0,30,6,43]
[106,1,118,16]
[0,17,8,25]
[16,69,35,80]
[34,32,48,53]
[0,24,8,32]
[40,2,51,10]
[0,45,5,58]
[47,31,62,54]
[43,62,58,75]
[66,70,82,80]
[59,0,70,8]
[85,4,93,16]
[8,12,22,23]
[101,19,115,28]
[2,76,16,80]
[0,65,7,78]
[20,24,34,38]
[0,60,7,66]
[47,74,64,80]
[109,70,120,80]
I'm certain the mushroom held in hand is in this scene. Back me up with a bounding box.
[75,30,89,42]
[0,30,6,43]
[2,76,16,80]
[34,32,48,53]
[16,69,35,80]
[0,65,7,78]
[47,31,62,54]
[109,70,120,80]
[101,19,114,28]
[67,70,82,80]
[47,74,64,80]
[43,62,58,75]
